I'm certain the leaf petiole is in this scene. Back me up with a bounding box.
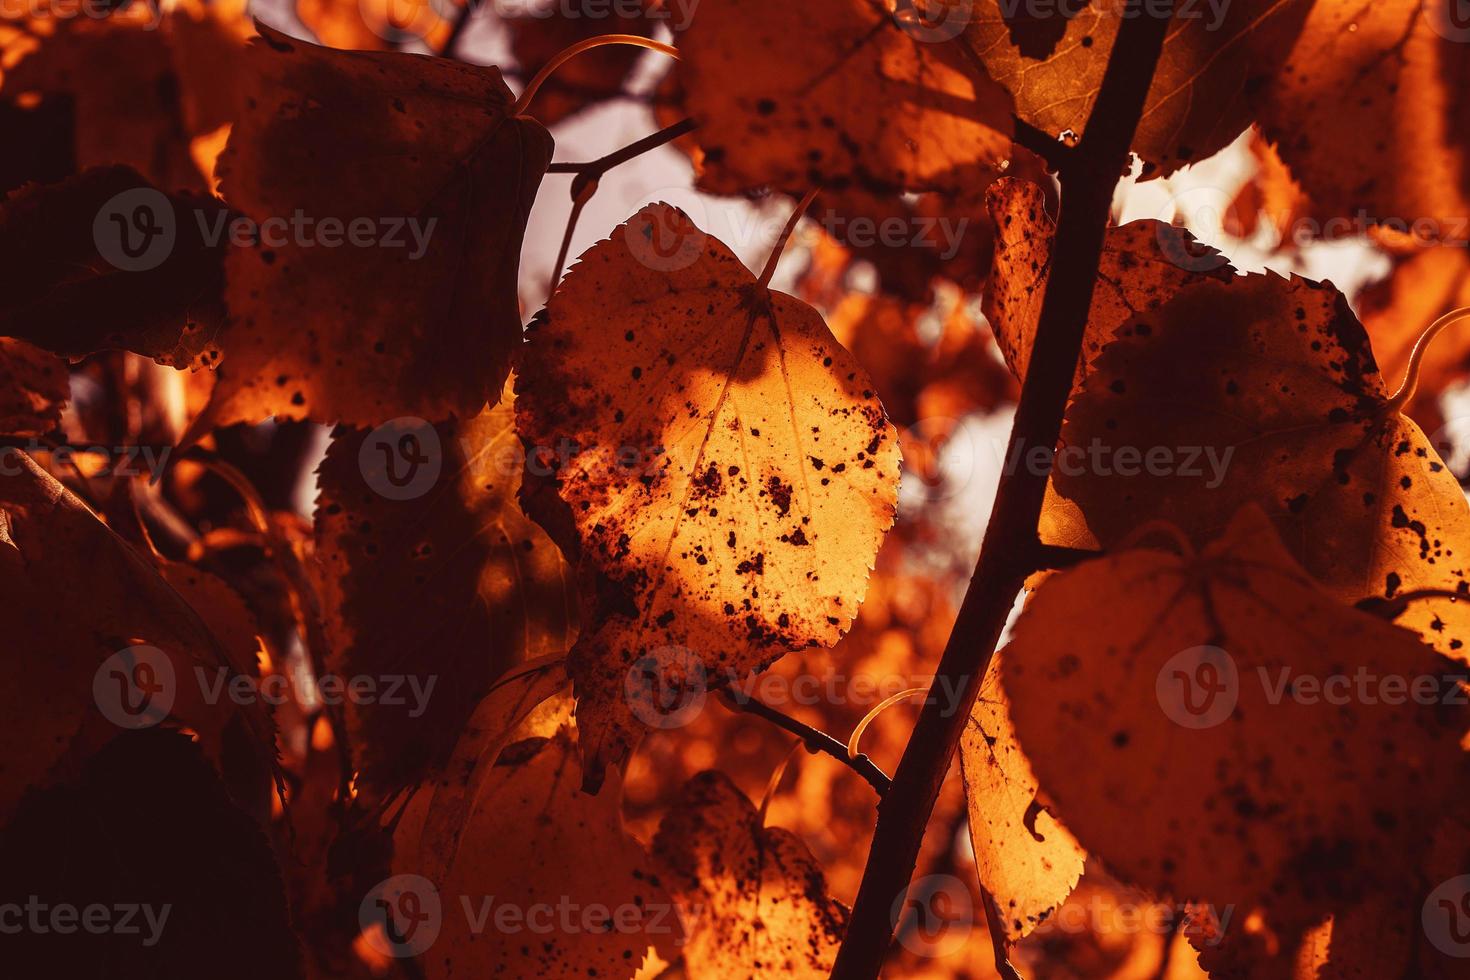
[1386,305,1470,412]
[511,34,680,117]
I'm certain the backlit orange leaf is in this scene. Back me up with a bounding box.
[959,650,1085,942]
[676,0,1013,195]
[198,25,552,428]
[392,726,679,978]
[1047,272,1470,663]
[1004,509,1466,936]
[516,203,900,788]
[652,770,848,978]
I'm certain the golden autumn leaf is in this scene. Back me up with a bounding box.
[516,203,901,788]
[313,387,577,794]
[197,24,552,429]
[391,727,679,979]
[1046,272,1470,663]
[954,0,1311,176]
[652,770,848,978]
[959,650,1085,942]
[984,176,1231,383]
[0,453,276,826]
[676,0,1013,195]
[1255,0,1470,233]
[1004,508,1466,929]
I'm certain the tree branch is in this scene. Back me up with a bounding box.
[719,690,892,798]
[829,13,1174,978]
[1011,115,1071,172]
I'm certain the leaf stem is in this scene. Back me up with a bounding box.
[543,118,699,301]
[829,10,1174,977]
[512,35,679,117]
[757,188,820,288]
[547,116,697,174]
[719,690,892,797]
[1386,305,1470,412]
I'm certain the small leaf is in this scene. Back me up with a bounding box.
[652,770,848,979]
[959,650,1085,942]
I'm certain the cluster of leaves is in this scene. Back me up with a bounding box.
[2,0,1469,978]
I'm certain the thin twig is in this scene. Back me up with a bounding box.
[547,116,697,174]
[719,690,892,797]
[830,9,1174,978]
[543,117,699,300]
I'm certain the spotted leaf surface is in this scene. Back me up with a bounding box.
[959,650,1085,941]
[1005,509,1466,920]
[676,0,1013,195]
[200,25,552,429]
[983,176,1232,384]
[652,771,848,978]
[516,203,901,787]
[1046,273,1470,663]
